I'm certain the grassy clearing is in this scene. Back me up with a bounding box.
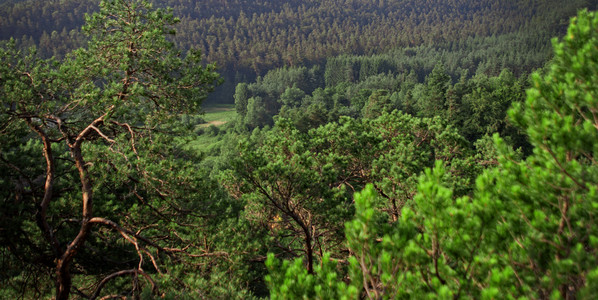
[182,104,236,154]
[200,104,236,127]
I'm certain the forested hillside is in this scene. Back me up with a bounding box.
[2,0,598,299]
[3,0,587,66]
[1,0,595,96]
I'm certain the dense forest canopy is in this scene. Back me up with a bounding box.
[2,0,598,299]
[1,0,594,104]
[1,0,594,78]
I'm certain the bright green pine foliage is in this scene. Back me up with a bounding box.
[498,8,598,298]
[266,252,356,300]
[266,9,598,299]
[267,165,500,299]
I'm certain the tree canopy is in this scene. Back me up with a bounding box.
[266,9,598,299]
[2,1,598,299]
[1,0,221,298]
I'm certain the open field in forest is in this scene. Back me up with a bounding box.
[183,104,236,154]
[200,104,236,127]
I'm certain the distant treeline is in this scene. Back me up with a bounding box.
[232,62,527,148]
[0,0,594,104]
[1,0,593,74]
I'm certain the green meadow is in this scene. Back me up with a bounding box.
[185,104,236,154]
[200,104,236,127]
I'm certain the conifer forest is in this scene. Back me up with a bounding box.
[1,0,598,298]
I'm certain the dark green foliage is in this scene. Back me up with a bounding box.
[0,1,228,298]
[225,110,479,282]
[280,86,306,108]
[415,63,452,118]
[3,0,597,298]
[235,60,529,150]
[234,82,250,117]
[5,0,587,70]
[232,65,323,129]
[361,90,391,119]
[459,70,528,144]
[1,0,591,103]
